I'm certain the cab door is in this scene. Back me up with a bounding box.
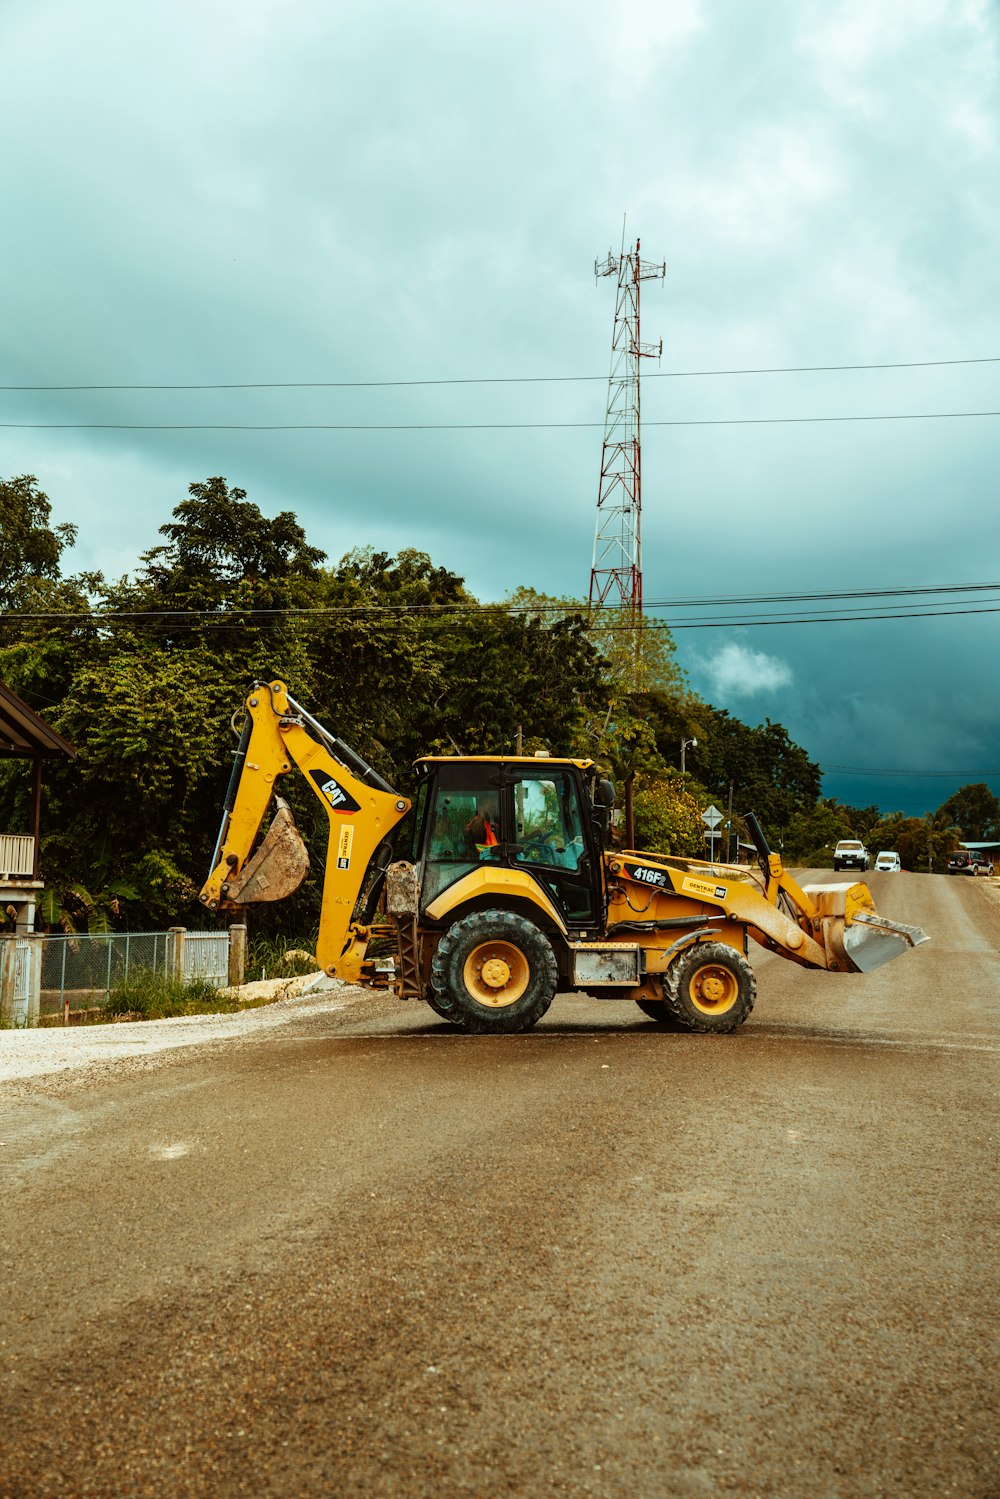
[417,762,504,907]
[505,767,600,928]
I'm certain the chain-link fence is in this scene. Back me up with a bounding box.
[40,931,176,1008]
[1,927,240,1024]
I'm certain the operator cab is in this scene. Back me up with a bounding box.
[409,756,613,930]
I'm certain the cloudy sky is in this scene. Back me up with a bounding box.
[3,0,999,817]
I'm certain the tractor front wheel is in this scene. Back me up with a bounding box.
[664,942,756,1034]
[430,909,557,1034]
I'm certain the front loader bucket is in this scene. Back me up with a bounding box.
[226,799,309,904]
[803,882,929,974]
[841,911,930,973]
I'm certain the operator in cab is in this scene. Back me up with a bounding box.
[465,796,500,857]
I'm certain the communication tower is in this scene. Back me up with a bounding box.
[589,236,666,616]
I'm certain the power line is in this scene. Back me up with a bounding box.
[3,409,1000,432]
[4,600,1000,631]
[2,354,999,391]
[4,578,1000,620]
[824,765,1000,778]
[666,604,1000,629]
[660,581,1000,607]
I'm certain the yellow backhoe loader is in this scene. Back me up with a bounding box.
[200,681,928,1034]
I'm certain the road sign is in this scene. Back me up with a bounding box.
[702,804,723,830]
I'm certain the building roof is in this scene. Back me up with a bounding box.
[0,679,76,759]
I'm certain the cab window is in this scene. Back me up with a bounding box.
[511,771,586,871]
[420,764,501,905]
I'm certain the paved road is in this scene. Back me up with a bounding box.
[2,873,998,1497]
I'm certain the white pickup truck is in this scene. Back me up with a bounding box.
[834,839,870,873]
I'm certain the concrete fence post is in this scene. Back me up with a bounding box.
[228,924,247,988]
[25,935,41,1026]
[166,926,186,983]
[0,939,15,1027]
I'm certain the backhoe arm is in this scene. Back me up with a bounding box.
[200,681,411,981]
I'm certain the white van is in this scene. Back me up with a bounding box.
[874,851,901,873]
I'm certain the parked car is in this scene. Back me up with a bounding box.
[833,839,870,872]
[947,849,994,876]
[874,851,901,872]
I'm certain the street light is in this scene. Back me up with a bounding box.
[680,736,697,774]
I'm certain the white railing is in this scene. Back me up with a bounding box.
[0,835,35,880]
[183,931,230,988]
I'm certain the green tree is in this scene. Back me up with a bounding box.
[922,808,962,873]
[0,475,77,609]
[507,588,688,701]
[0,474,846,931]
[784,800,853,864]
[632,771,705,856]
[829,802,882,842]
[139,476,326,603]
[693,707,821,837]
[877,816,933,872]
[935,783,1000,842]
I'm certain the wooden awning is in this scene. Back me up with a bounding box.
[0,679,76,760]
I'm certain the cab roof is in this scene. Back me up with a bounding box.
[414,755,595,770]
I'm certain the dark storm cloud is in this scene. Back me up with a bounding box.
[2,0,998,815]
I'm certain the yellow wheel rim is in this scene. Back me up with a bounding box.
[463,940,530,1008]
[687,962,739,1015]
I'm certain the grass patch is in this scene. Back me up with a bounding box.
[245,934,318,983]
[101,970,247,1022]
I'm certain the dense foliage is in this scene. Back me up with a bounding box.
[0,473,986,930]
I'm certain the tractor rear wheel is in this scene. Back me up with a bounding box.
[430,909,557,1034]
[664,942,756,1034]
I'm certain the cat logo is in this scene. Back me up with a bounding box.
[309,768,361,814]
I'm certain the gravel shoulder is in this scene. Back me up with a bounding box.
[0,975,365,1086]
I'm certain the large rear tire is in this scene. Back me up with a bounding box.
[634,997,688,1030]
[430,909,557,1034]
[664,942,756,1034]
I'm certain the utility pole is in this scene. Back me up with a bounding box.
[589,230,665,625]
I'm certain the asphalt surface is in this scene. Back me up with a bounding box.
[1,872,998,1498]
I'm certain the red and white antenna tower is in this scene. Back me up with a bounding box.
[589,234,665,617]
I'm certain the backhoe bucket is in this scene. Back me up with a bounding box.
[803,882,929,974]
[226,799,309,904]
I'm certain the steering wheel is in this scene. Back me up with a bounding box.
[519,839,558,863]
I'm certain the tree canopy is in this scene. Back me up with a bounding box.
[0,475,78,611]
[1,470,981,928]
